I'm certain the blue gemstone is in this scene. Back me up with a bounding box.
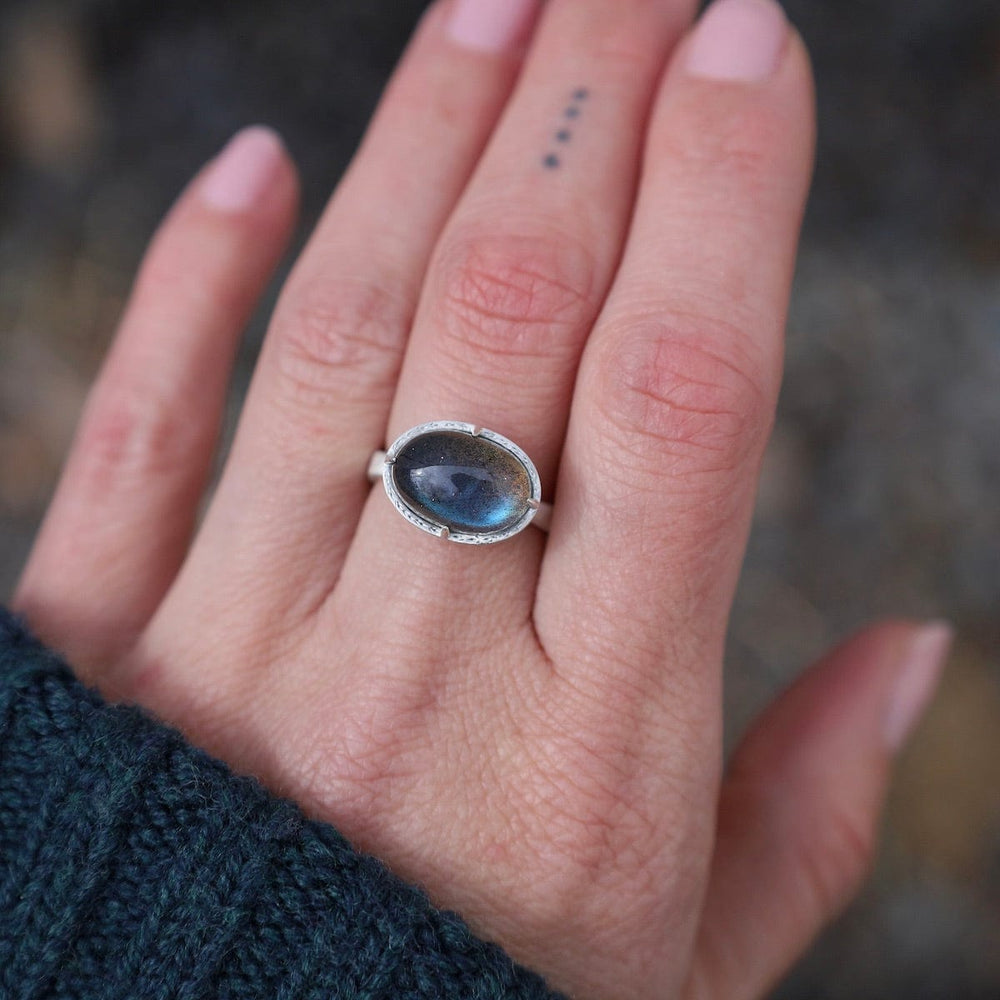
[391,431,531,535]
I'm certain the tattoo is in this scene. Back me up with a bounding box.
[541,87,590,171]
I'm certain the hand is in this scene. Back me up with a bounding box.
[14,1,951,997]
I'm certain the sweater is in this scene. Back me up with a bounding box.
[0,608,564,999]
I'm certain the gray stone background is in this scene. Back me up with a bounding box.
[0,0,997,995]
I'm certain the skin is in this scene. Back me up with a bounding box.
[12,1,947,998]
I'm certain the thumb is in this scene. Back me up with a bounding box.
[685,620,953,1000]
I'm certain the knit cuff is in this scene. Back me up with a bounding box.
[0,608,564,999]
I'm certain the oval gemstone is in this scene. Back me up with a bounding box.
[391,430,532,535]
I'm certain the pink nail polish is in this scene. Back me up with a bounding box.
[686,0,789,83]
[883,622,953,752]
[200,126,285,213]
[447,0,539,53]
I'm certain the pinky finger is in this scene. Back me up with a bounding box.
[685,621,953,1000]
[14,127,298,679]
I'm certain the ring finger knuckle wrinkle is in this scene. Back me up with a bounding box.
[432,229,597,377]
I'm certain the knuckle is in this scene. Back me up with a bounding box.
[133,218,247,324]
[287,675,440,831]
[657,96,786,196]
[138,240,215,303]
[77,382,200,489]
[566,0,681,69]
[722,756,879,931]
[588,22,664,69]
[528,754,657,885]
[594,317,769,482]
[518,684,681,889]
[270,276,411,407]
[134,252,187,305]
[432,229,596,375]
[797,799,877,917]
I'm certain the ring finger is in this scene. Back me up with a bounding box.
[344,0,695,627]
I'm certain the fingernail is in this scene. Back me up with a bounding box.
[200,126,285,213]
[883,622,953,752]
[686,0,789,83]
[447,0,538,53]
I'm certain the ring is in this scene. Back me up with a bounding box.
[368,421,550,544]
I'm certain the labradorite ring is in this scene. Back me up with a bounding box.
[367,421,550,544]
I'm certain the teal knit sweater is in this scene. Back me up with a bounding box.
[0,608,564,999]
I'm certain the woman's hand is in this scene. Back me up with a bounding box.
[13,1,951,997]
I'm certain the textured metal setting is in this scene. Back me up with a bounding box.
[380,421,542,544]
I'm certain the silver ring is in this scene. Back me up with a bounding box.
[368,421,551,544]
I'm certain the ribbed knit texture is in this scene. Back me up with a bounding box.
[0,608,565,999]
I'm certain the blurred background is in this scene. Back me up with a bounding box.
[0,0,997,995]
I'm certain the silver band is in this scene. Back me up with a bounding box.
[368,421,551,543]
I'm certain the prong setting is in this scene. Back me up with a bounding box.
[380,421,543,544]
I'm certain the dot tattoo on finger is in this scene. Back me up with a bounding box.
[542,86,590,171]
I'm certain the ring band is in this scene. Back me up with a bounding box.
[368,421,550,544]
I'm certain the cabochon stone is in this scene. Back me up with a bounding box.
[391,430,531,535]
